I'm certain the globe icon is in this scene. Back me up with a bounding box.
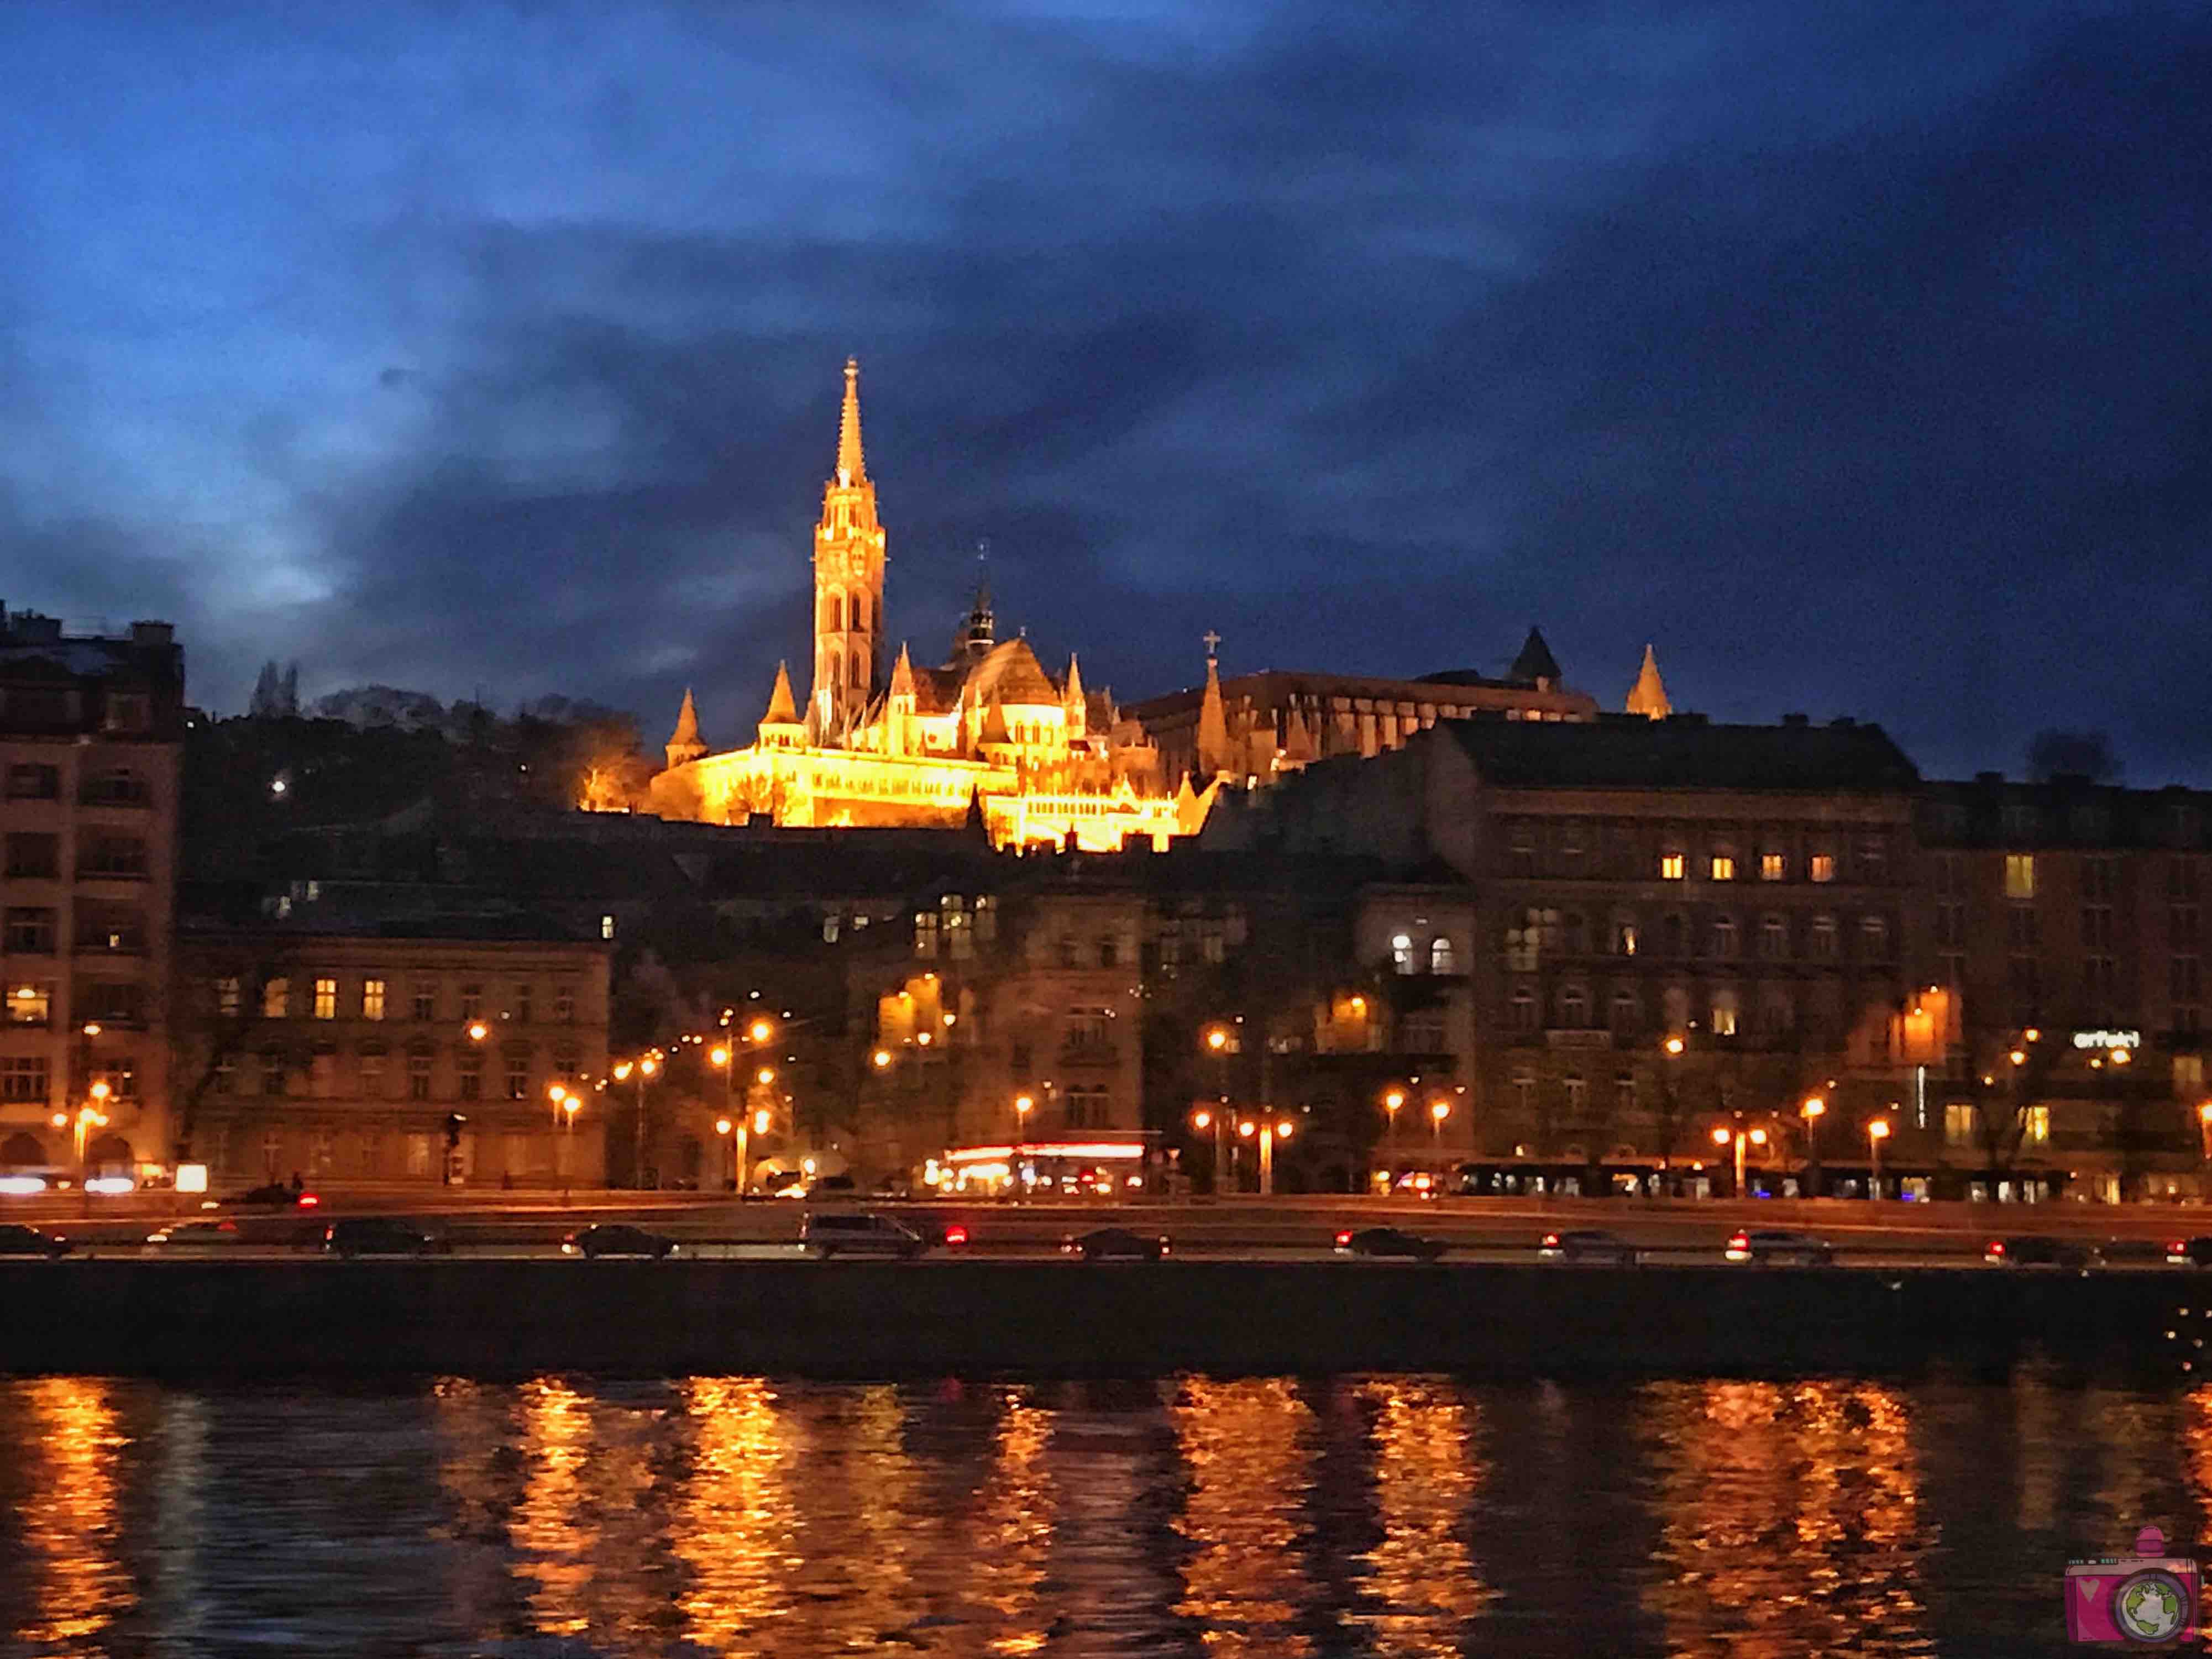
[2115,1569,2189,1642]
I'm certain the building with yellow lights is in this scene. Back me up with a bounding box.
[646,360,1210,852]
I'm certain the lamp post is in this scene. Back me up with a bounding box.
[708,1043,739,1193]
[1428,1098,1450,1174]
[1382,1088,1406,1191]
[1800,1095,1826,1197]
[1712,1121,1767,1198]
[562,1096,580,1199]
[1867,1117,1890,1199]
[715,1116,734,1193]
[1245,1116,1292,1195]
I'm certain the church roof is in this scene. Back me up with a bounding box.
[961,637,1060,707]
[910,665,966,716]
[1507,626,1562,685]
[1624,644,1670,720]
[762,662,799,725]
[1443,713,1920,792]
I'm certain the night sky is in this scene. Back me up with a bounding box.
[6,3,2209,783]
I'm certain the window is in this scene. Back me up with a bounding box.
[1709,854,1736,882]
[312,978,337,1020]
[1610,986,1640,1034]
[458,1054,483,1100]
[1099,935,1120,968]
[514,983,533,1025]
[4,833,60,878]
[1710,988,1739,1037]
[1065,1085,1109,1128]
[1760,914,1789,959]
[262,977,290,1019]
[362,978,386,1021]
[6,764,59,800]
[2083,955,2119,1014]
[944,897,973,962]
[2174,907,2201,949]
[359,1050,386,1096]
[459,984,483,1020]
[413,984,436,1022]
[1659,852,1685,881]
[1503,921,1539,973]
[6,983,51,1026]
[1615,1072,1637,1115]
[1056,935,1078,969]
[1429,936,1455,974]
[81,767,148,806]
[3,909,55,953]
[1944,1102,1977,1147]
[914,911,939,958]
[505,1057,528,1101]
[1391,933,1416,974]
[212,1056,234,1095]
[1512,1069,1537,1118]
[2080,904,2114,950]
[104,692,151,732]
[1559,985,1590,1029]
[1563,1074,1588,1118]
[2007,905,2038,950]
[407,1133,433,1177]
[2024,1105,2050,1146]
[76,902,145,954]
[1660,914,1686,957]
[2004,854,2036,900]
[1760,992,1794,1035]
[213,975,242,1017]
[1936,902,1965,949]
[600,914,616,941]
[1809,853,1836,884]
[1066,1007,1113,1052]
[1857,838,1888,880]
[2083,856,2117,901]
[1809,916,1838,959]
[1710,916,1738,958]
[975,896,998,942]
[2173,957,2203,1003]
[1509,985,1538,1030]
[1760,852,1786,882]
[1612,915,1639,957]
[80,834,148,878]
[1859,916,1890,958]
[0,1056,49,1101]
[2008,957,2040,1022]
[260,1049,287,1097]
[2173,858,2203,902]
[1562,912,1590,955]
[555,983,575,1023]
[407,1052,432,1100]
[308,1045,336,1098]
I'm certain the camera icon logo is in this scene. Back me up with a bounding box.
[2066,1525,2198,1647]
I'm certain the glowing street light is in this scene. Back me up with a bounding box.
[1867,1117,1891,1198]
[872,1048,893,1069]
[1428,1098,1451,1169]
[1664,1035,1686,1057]
[1014,1093,1035,1143]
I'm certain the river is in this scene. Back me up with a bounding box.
[0,1368,2201,1656]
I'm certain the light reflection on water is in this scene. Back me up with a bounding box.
[0,1372,2200,1656]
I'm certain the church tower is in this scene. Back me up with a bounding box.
[811,358,887,740]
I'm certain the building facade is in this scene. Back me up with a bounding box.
[174,921,611,1188]
[0,607,184,1179]
[646,360,1205,852]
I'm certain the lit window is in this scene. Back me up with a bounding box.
[1710,854,1736,882]
[1944,1102,1976,1146]
[215,976,242,1017]
[1810,854,1836,884]
[600,914,616,941]
[1760,852,1785,882]
[1711,989,1738,1037]
[1391,933,1415,974]
[1660,853,1685,881]
[2004,854,2036,900]
[312,978,337,1020]
[362,979,386,1021]
[1429,936,1455,974]
[2024,1105,2050,1145]
[263,977,290,1019]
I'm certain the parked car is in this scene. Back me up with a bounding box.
[1334,1226,1446,1261]
[1724,1229,1835,1266]
[800,1211,927,1259]
[2095,1237,2169,1267]
[324,1217,448,1258]
[1984,1235,2095,1268]
[562,1224,679,1259]
[1063,1226,1171,1261]
[1539,1229,1639,1266]
[144,1219,243,1252]
[0,1222,74,1259]
[215,1183,320,1211]
[2168,1237,2212,1267]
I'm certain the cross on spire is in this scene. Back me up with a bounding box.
[1202,629,1222,662]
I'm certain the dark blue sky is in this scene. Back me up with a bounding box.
[6,3,2208,781]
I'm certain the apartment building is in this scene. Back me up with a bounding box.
[0,606,184,1178]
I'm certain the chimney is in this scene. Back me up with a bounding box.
[129,621,175,647]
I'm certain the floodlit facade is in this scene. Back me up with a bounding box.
[647,359,1210,852]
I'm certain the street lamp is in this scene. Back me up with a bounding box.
[1381,1088,1406,1186]
[1428,1098,1450,1171]
[1800,1096,1826,1196]
[715,1116,734,1192]
[1867,1117,1891,1198]
[1252,1116,1293,1195]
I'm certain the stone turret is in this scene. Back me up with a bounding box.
[758,662,805,750]
[1063,653,1088,742]
[1194,638,1233,779]
[665,687,707,768]
[1625,644,1671,720]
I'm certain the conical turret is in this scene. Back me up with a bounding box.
[1063,653,1087,740]
[758,662,804,749]
[1625,643,1671,720]
[1194,636,1233,779]
[1508,626,1562,688]
[664,687,707,768]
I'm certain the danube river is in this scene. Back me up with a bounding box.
[0,1369,2201,1656]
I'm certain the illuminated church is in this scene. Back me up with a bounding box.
[646,360,1210,851]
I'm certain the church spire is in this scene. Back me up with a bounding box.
[1195,633,1233,779]
[665,687,707,769]
[1625,643,1671,720]
[763,662,798,725]
[836,356,866,486]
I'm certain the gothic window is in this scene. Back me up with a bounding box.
[824,591,844,633]
[853,593,868,632]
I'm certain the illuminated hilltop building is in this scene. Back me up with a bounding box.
[647,360,1210,851]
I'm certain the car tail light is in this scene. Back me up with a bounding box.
[1060,1236,1077,1254]
[943,1225,969,1247]
[1159,1238,1172,1256]
[1728,1232,1748,1250]
[1987,1240,2005,1256]
[298,1194,319,1207]
[1335,1230,1353,1247]
[323,1226,336,1242]
[2171,1241,2187,1255]
[1541,1232,1560,1248]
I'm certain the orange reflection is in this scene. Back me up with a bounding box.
[15,1376,128,1647]
[1350,1379,1497,1651]
[1172,1376,1316,1657]
[1644,1380,1928,1657]
[777,1385,925,1652]
[513,1379,595,1637]
[969,1387,1053,1653]
[677,1378,796,1650]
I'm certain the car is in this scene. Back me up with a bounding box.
[760,1170,809,1200]
[2095,1237,2169,1267]
[1063,1226,1171,1261]
[1538,1228,1639,1266]
[2168,1237,2212,1267]
[0,1222,74,1259]
[214,1183,321,1211]
[144,1219,244,1251]
[323,1217,448,1258]
[562,1224,678,1259]
[1724,1229,1835,1266]
[1984,1235,2095,1268]
[1334,1226,1446,1261]
[800,1211,927,1259]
